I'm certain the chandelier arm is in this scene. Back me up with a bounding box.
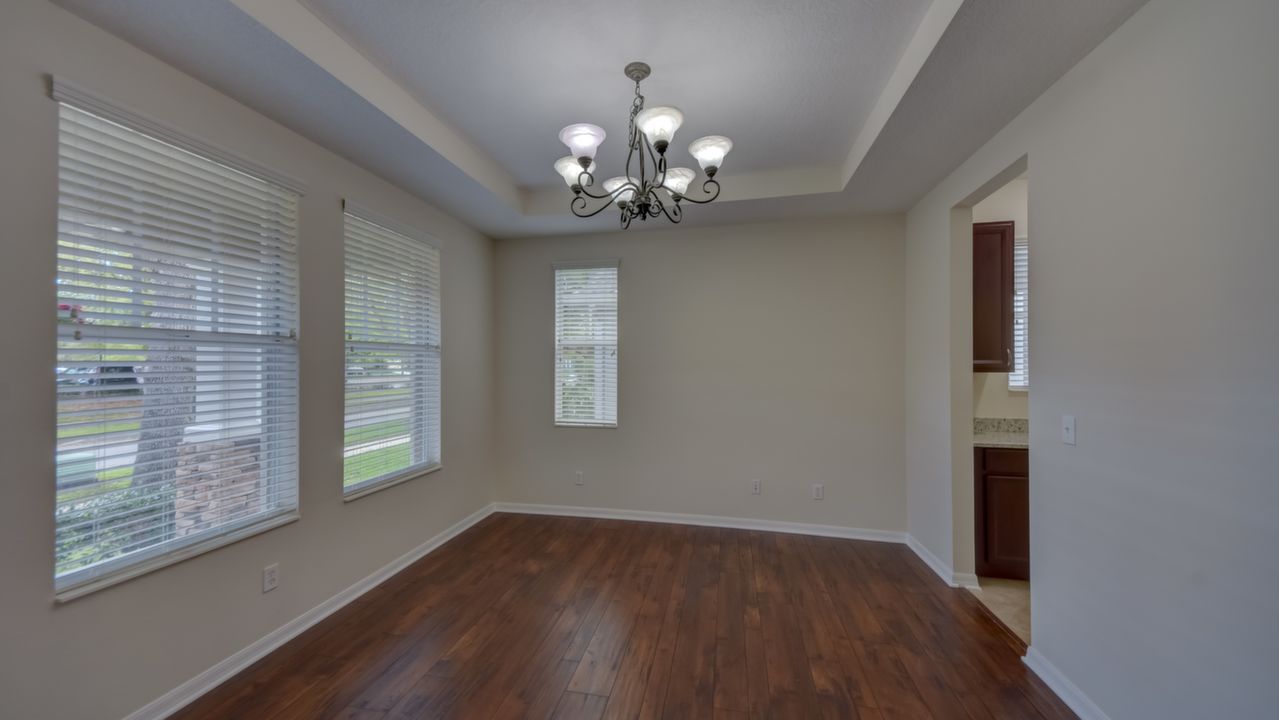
[622,132,637,186]
[642,135,666,190]
[675,178,722,205]
[574,171,616,200]
[635,131,648,194]
[570,194,619,218]
[653,193,683,224]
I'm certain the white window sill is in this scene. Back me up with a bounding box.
[343,462,442,502]
[554,422,618,429]
[55,509,300,603]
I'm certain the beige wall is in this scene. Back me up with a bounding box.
[905,0,1279,716]
[495,216,906,532]
[972,374,1028,419]
[972,177,1028,234]
[0,2,495,718]
[971,178,1029,419]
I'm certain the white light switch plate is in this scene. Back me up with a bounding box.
[263,563,279,593]
[1062,415,1077,445]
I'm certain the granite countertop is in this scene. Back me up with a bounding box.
[973,417,1029,449]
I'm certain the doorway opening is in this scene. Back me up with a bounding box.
[968,173,1030,644]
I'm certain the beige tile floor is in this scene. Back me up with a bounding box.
[968,577,1031,643]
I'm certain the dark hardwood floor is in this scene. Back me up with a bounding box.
[173,513,1075,719]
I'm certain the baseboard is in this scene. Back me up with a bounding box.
[123,503,497,720]
[904,534,959,587]
[1023,646,1112,720]
[952,571,981,589]
[492,502,906,544]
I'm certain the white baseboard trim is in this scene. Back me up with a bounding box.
[952,571,981,589]
[123,503,497,720]
[492,502,906,544]
[1023,646,1111,720]
[904,534,959,587]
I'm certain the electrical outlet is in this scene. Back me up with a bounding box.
[263,563,279,593]
[574,470,584,486]
[751,479,761,495]
[812,484,824,501]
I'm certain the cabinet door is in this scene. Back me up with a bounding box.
[975,448,1030,580]
[973,221,1014,372]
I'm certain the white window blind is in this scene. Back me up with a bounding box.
[54,101,299,595]
[554,262,618,427]
[1009,237,1029,389]
[343,207,441,496]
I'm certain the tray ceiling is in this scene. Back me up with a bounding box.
[51,0,1148,237]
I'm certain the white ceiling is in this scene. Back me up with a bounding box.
[51,0,1148,238]
[304,0,931,186]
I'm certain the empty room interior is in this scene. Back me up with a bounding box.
[2,0,1276,718]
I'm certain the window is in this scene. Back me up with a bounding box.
[342,205,441,497]
[554,262,618,427]
[54,90,300,597]
[1009,237,1029,389]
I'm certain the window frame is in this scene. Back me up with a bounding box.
[552,260,620,429]
[51,80,303,601]
[341,201,443,500]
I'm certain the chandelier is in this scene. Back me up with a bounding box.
[554,61,733,228]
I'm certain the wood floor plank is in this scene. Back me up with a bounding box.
[552,691,609,720]
[737,532,772,720]
[493,524,637,720]
[778,533,872,718]
[391,518,596,718]
[634,527,696,720]
[600,524,689,720]
[659,527,720,719]
[335,515,571,715]
[568,522,663,696]
[751,531,825,719]
[171,514,1077,720]
[441,522,633,720]
[712,529,748,713]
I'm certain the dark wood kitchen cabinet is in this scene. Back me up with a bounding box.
[973,221,1015,372]
[975,446,1029,580]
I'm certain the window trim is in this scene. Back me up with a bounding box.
[51,85,302,600]
[55,511,299,602]
[341,200,444,499]
[343,463,443,503]
[552,259,620,429]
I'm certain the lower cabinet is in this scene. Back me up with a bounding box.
[975,447,1030,580]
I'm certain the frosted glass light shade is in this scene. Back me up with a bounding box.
[636,106,684,148]
[688,135,733,172]
[662,168,696,196]
[559,123,606,160]
[603,176,639,203]
[554,156,595,187]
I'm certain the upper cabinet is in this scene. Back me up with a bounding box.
[973,221,1015,372]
